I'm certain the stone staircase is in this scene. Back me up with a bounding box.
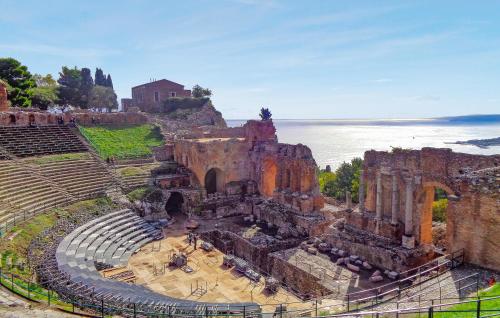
[115,162,160,190]
[36,154,115,199]
[0,125,87,157]
[0,160,73,232]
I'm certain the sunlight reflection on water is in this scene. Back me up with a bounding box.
[227,119,500,169]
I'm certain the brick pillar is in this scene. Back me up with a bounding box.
[391,173,398,225]
[375,173,382,221]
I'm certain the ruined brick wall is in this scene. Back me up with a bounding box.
[361,148,500,271]
[0,81,8,111]
[173,120,324,211]
[0,110,148,126]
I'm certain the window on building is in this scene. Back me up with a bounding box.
[154,91,159,102]
[170,92,176,97]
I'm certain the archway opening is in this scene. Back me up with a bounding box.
[421,182,452,253]
[9,114,16,124]
[205,168,224,194]
[165,192,184,217]
[262,158,277,197]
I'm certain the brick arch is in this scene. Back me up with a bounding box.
[419,181,454,246]
[261,158,277,197]
[204,167,225,194]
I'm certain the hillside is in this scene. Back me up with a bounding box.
[79,124,164,159]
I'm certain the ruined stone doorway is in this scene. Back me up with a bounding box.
[165,192,184,216]
[262,158,277,197]
[205,168,225,194]
[420,182,451,252]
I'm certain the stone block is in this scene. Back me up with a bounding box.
[402,235,415,249]
[307,247,318,255]
[387,271,398,280]
[318,243,330,252]
[347,263,360,272]
[369,275,384,283]
[362,261,373,270]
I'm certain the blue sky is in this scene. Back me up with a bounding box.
[1,0,500,119]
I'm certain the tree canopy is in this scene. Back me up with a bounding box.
[0,57,36,107]
[192,85,212,98]
[259,107,272,121]
[89,85,118,112]
[31,74,58,110]
[322,158,363,202]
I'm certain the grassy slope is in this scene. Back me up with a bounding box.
[433,284,500,317]
[79,124,164,159]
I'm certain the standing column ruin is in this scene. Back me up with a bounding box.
[358,170,365,212]
[346,191,352,210]
[391,173,398,225]
[402,177,415,248]
[375,173,382,221]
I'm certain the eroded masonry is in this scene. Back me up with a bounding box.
[142,116,499,298]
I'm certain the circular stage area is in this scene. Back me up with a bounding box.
[54,209,259,316]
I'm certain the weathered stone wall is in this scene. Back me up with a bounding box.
[268,250,333,297]
[0,109,148,126]
[359,147,500,270]
[173,120,324,212]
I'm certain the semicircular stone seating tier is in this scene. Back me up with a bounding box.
[56,209,259,314]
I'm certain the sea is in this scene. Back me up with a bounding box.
[227,119,500,170]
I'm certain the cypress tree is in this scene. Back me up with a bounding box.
[95,68,105,86]
[106,74,113,89]
[80,68,94,108]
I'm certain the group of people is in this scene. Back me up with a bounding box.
[187,232,199,250]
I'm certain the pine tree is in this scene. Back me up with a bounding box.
[95,68,105,86]
[80,68,94,109]
[106,74,113,89]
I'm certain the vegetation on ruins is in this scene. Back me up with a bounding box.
[126,186,153,201]
[320,158,363,202]
[79,124,164,159]
[0,58,36,107]
[162,97,210,112]
[192,84,212,98]
[259,107,272,121]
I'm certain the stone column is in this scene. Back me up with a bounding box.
[358,170,365,212]
[402,177,415,249]
[391,173,398,225]
[404,178,413,235]
[375,173,382,221]
[346,191,352,210]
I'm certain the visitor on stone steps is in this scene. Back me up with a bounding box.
[187,232,192,246]
[194,234,198,250]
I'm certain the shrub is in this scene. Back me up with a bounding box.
[432,198,448,222]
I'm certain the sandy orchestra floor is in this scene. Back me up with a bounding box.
[126,217,345,314]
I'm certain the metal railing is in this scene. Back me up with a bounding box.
[0,266,498,317]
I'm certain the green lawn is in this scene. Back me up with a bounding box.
[432,284,500,318]
[79,124,164,159]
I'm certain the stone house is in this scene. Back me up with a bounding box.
[121,79,191,112]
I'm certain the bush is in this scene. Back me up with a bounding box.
[432,198,448,222]
[161,97,209,113]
